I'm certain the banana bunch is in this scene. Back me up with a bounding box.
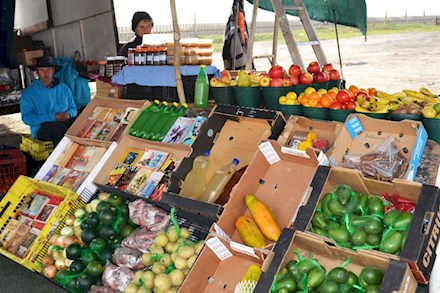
[355,94,390,113]
[401,87,439,105]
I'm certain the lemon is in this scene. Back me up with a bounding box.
[278,96,287,104]
[422,107,437,118]
[285,99,295,105]
[318,88,327,95]
[286,91,297,100]
[304,87,316,95]
[328,87,339,93]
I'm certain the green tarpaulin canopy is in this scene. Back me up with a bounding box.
[245,0,367,36]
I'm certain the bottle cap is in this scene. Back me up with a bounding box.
[200,64,206,69]
[153,99,160,104]
[162,101,169,106]
[232,158,240,165]
[203,150,211,157]
[182,103,188,108]
[172,102,179,107]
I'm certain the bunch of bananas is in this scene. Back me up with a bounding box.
[355,87,439,114]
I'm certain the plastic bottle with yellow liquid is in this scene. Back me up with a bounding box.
[179,150,212,200]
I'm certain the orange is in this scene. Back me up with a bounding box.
[308,96,320,107]
[328,91,337,102]
[349,85,359,95]
[300,96,310,106]
[320,94,333,108]
[368,87,377,97]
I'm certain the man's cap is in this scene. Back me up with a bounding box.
[132,11,153,32]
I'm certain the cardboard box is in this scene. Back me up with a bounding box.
[277,115,342,152]
[213,140,320,250]
[180,235,267,292]
[295,166,440,284]
[255,229,418,293]
[168,104,286,199]
[15,50,44,66]
[34,136,117,203]
[95,79,122,99]
[66,96,145,147]
[330,114,427,181]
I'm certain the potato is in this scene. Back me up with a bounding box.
[124,283,139,293]
[182,268,190,276]
[172,243,181,252]
[171,251,178,262]
[152,262,167,275]
[174,256,187,270]
[141,271,155,289]
[179,227,190,239]
[164,287,178,293]
[155,233,168,247]
[164,242,175,254]
[178,246,195,259]
[154,273,172,292]
[195,241,204,254]
[137,287,152,293]
[160,253,172,267]
[167,227,179,242]
[150,244,164,255]
[187,254,197,268]
[169,269,185,287]
[133,270,144,285]
[142,253,155,266]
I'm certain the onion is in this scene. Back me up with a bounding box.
[63,236,77,247]
[55,259,66,270]
[48,234,59,245]
[60,226,74,237]
[42,255,54,267]
[73,218,83,227]
[90,199,101,212]
[74,208,86,219]
[43,265,57,279]
[54,235,66,248]
[65,215,76,226]
[52,249,65,261]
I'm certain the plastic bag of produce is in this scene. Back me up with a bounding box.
[89,285,117,293]
[102,263,135,292]
[128,199,170,231]
[112,247,145,270]
[122,227,156,253]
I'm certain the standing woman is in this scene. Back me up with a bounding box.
[118,11,154,57]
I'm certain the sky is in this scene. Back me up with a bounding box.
[113,0,440,26]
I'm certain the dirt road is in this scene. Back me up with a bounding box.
[1,31,439,148]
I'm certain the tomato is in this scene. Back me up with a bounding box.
[346,101,356,110]
[336,90,351,104]
[329,102,343,110]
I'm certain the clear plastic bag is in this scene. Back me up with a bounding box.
[112,247,145,270]
[121,227,156,253]
[128,199,170,231]
[102,263,135,292]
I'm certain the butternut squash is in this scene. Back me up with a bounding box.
[245,194,281,241]
[235,216,267,248]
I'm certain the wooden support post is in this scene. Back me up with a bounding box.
[170,0,186,104]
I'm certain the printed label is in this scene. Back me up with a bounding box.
[345,116,364,139]
[259,142,281,164]
[206,237,233,261]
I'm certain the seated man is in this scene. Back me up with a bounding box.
[21,56,77,146]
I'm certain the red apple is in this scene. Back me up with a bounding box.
[336,90,351,104]
[313,71,327,83]
[289,75,299,85]
[282,77,293,87]
[329,69,341,80]
[321,63,334,73]
[268,65,284,79]
[329,102,343,110]
[346,101,356,110]
[307,61,321,74]
[259,75,271,87]
[299,72,313,84]
[288,64,302,77]
[269,77,284,87]
[323,71,330,82]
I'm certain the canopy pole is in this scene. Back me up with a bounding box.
[245,0,259,71]
[332,9,345,87]
[170,0,186,104]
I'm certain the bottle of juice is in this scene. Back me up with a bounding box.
[198,158,240,203]
[152,103,188,141]
[128,99,160,136]
[193,64,209,109]
[179,150,212,199]
[145,102,179,140]
[137,101,169,138]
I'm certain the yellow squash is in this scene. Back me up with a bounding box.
[235,215,267,248]
[245,194,281,241]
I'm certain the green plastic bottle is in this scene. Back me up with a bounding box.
[152,103,188,141]
[194,65,209,109]
[137,101,168,138]
[143,102,179,140]
[128,99,160,136]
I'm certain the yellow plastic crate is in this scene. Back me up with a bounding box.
[29,149,51,161]
[21,135,54,153]
[0,176,85,272]
[19,143,30,153]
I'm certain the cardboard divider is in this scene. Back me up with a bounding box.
[296,165,440,284]
[277,115,342,151]
[66,95,146,146]
[255,229,417,293]
[180,235,266,292]
[214,140,320,250]
[329,113,427,181]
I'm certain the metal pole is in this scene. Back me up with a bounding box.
[333,9,344,86]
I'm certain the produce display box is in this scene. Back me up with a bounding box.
[121,74,215,102]
[277,115,342,152]
[168,104,286,200]
[66,95,146,146]
[180,234,267,292]
[0,176,85,272]
[0,149,27,180]
[214,140,320,250]
[295,166,440,284]
[34,136,117,203]
[255,228,418,293]
[93,135,223,220]
[330,114,427,181]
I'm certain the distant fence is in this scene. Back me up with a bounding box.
[117,15,440,42]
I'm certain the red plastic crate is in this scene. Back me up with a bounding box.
[0,149,27,194]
